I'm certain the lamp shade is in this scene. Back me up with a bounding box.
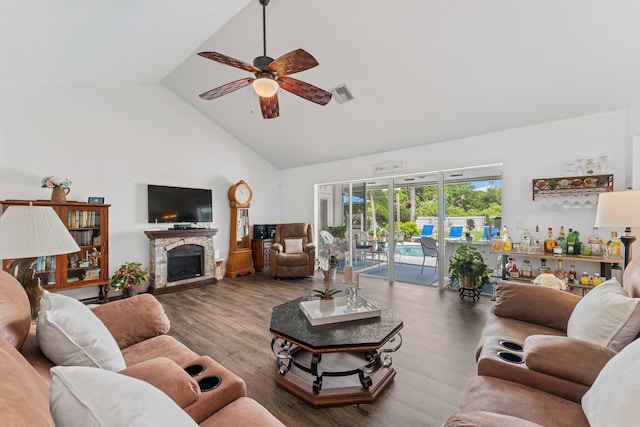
[252,77,279,97]
[595,191,640,228]
[0,205,80,259]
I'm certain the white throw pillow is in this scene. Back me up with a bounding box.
[582,338,640,426]
[567,278,640,352]
[50,366,198,427]
[284,238,303,254]
[37,292,126,371]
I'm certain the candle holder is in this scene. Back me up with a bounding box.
[344,282,356,312]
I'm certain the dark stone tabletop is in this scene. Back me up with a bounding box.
[270,296,403,351]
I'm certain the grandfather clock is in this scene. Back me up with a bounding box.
[226,180,255,278]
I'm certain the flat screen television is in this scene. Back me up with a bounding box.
[147,184,213,224]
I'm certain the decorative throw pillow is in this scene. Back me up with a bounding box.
[284,238,303,254]
[582,337,640,426]
[37,292,126,371]
[50,366,198,427]
[567,278,640,352]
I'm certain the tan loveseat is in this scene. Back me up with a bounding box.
[0,270,284,426]
[445,259,640,426]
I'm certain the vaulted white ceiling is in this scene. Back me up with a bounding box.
[3,1,640,170]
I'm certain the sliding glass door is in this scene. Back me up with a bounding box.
[315,164,502,288]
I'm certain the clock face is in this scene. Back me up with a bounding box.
[235,184,251,204]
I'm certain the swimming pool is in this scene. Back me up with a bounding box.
[394,242,423,257]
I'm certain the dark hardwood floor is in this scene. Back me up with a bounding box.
[155,272,493,427]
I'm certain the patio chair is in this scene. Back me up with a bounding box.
[420,236,438,274]
[418,224,434,238]
[447,225,464,240]
[482,226,499,241]
[352,230,375,262]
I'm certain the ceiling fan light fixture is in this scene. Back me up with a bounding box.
[252,76,279,97]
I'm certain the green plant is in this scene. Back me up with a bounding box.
[110,262,149,291]
[326,225,346,239]
[312,287,341,300]
[448,246,490,291]
[400,221,420,239]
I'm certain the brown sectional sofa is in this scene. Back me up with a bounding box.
[445,258,640,427]
[0,269,284,426]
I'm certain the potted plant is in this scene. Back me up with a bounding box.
[448,245,490,293]
[110,262,149,298]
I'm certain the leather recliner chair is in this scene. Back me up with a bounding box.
[270,223,315,278]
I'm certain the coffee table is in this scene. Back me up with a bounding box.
[269,296,403,407]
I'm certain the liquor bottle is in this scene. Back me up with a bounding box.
[533,225,543,253]
[502,226,512,252]
[521,228,532,248]
[544,227,556,254]
[509,259,519,278]
[566,228,578,255]
[557,226,567,254]
[539,258,547,276]
[607,231,622,258]
[588,227,603,257]
[554,260,567,282]
[568,265,577,284]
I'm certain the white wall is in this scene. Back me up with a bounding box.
[0,84,280,296]
[279,110,627,241]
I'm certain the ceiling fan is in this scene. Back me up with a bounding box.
[197,0,332,119]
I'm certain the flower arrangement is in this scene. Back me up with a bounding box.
[110,262,149,291]
[41,176,72,189]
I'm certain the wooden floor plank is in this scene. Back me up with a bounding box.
[156,271,493,427]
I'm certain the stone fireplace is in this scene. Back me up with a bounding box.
[144,228,218,293]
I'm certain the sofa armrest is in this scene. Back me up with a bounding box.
[524,335,616,386]
[493,281,580,332]
[304,243,315,253]
[91,294,170,349]
[271,243,283,254]
[120,357,200,408]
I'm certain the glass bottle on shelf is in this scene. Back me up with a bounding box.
[544,227,556,254]
[508,259,519,278]
[568,265,577,284]
[580,272,591,285]
[557,226,567,255]
[566,228,580,255]
[539,258,547,275]
[592,273,603,286]
[554,260,567,282]
[533,225,543,253]
[588,227,603,257]
[502,226,512,252]
[607,231,622,259]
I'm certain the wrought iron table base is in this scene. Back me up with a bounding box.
[271,334,402,407]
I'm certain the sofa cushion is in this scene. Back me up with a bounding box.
[493,281,580,332]
[444,410,543,427]
[567,278,640,351]
[91,293,170,349]
[0,335,54,426]
[0,270,32,349]
[582,337,640,426]
[37,292,126,371]
[50,365,198,427]
[284,238,303,253]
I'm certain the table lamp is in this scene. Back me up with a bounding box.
[594,190,640,269]
[0,204,80,318]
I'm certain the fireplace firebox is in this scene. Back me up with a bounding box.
[167,244,204,282]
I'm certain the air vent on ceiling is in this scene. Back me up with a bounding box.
[330,84,355,104]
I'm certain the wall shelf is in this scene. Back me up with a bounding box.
[531,174,613,201]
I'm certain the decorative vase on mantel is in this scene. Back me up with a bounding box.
[51,186,70,203]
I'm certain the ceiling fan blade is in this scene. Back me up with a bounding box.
[198,51,261,73]
[199,78,253,100]
[268,49,319,76]
[260,95,280,119]
[279,76,332,106]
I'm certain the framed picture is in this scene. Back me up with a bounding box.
[88,197,105,204]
